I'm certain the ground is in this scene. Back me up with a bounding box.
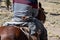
[0,0,60,40]
[39,0,60,40]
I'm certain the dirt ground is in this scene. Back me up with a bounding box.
[0,0,60,40]
[39,0,60,40]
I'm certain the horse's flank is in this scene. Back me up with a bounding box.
[0,26,28,40]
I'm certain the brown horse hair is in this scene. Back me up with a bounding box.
[0,26,28,40]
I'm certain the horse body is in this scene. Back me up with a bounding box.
[0,26,28,40]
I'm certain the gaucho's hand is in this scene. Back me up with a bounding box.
[21,16,29,20]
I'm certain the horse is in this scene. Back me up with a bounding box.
[0,24,47,40]
[0,26,29,40]
[0,25,39,40]
[36,2,46,23]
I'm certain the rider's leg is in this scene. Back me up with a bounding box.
[11,3,32,22]
[3,3,32,26]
